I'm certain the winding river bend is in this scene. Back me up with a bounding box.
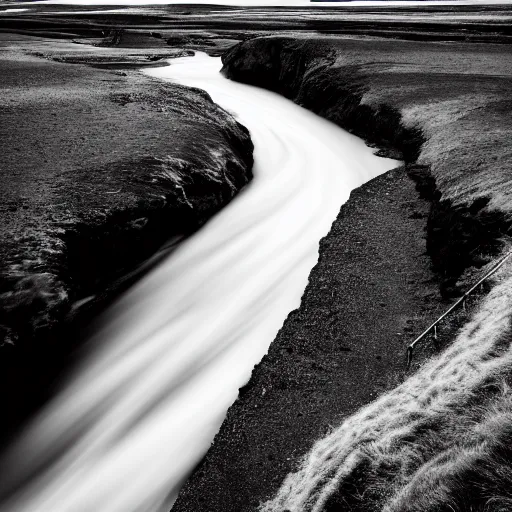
[0,53,396,512]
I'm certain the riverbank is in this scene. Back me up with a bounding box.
[172,36,512,511]
[0,50,397,512]
[222,36,512,287]
[0,34,253,439]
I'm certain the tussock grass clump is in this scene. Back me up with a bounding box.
[261,259,512,512]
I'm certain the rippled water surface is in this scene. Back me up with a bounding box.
[0,53,397,512]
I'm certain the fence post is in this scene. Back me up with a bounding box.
[406,346,413,369]
[404,249,512,368]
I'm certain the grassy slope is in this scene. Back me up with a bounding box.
[263,262,512,512]
[217,36,512,512]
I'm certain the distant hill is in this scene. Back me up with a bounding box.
[310,0,466,2]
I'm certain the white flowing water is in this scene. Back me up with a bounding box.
[0,53,397,512]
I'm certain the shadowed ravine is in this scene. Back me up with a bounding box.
[0,53,397,512]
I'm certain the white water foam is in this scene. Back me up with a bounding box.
[0,53,397,512]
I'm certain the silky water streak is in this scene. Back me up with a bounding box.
[0,53,397,512]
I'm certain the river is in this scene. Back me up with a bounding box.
[0,53,397,512]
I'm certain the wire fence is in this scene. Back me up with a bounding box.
[406,249,512,368]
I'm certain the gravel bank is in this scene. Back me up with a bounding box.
[173,166,458,511]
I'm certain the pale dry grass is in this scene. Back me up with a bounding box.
[261,258,512,512]
[412,104,512,214]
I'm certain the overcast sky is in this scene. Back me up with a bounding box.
[28,0,512,5]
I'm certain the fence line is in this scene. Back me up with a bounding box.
[406,249,512,368]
